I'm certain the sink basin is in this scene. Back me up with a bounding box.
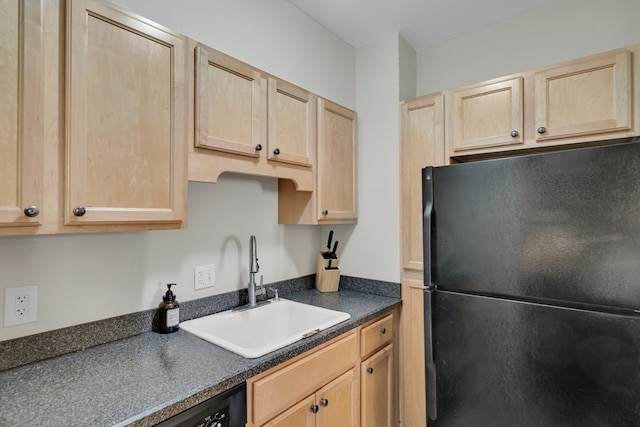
[179,298,351,358]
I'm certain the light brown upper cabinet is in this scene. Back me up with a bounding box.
[247,332,359,427]
[447,77,524,154]
[66,0,187,226]
[0,0,44,230]
[190,43,314,191]
[445,45,639,159]
[278,98,357,224]
[190,43,356,223]
[195,44,266,158]
[268,78,316,167]
[534,49,633,142]
[316,99,358,223]
[400,94,445,273]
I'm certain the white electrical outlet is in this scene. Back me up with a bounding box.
[194,264,215,290]
[4,284,38,327]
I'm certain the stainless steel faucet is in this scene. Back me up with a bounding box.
[248,235,260,307]
[233,236,269,312]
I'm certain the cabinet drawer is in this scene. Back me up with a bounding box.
[251,332,358,425]
[360,314,394,358]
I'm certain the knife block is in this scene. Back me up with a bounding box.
[315,251,340,292]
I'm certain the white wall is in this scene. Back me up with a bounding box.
[0,0,356,341]
[417,0,640,95]
[399,36,417,102]
[332,34,404,283]
[112,0,356,109]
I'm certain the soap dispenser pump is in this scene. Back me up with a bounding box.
[159,283,180,334]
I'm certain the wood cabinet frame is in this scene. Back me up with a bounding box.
[0,0,44,229]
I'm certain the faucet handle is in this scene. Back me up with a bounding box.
[269,287,280,301]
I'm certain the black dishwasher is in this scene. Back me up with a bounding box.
[155,382,246,427]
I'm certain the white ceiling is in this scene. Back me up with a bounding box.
[287,0,563,51]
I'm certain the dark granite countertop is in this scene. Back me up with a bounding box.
[0,288,400,426]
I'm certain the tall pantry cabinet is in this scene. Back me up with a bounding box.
[399,93,445,427]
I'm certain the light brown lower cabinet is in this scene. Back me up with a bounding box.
[246,310,398,427]
[399,278,426,427]
[247,331,359,427]
[361,344,394,427]
[264,369,358,427]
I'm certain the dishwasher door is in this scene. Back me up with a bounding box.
[155,382,246,427]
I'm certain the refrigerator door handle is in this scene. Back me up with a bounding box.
[422,167,433,287]
[422,167,437,420]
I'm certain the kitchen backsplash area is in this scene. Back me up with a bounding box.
[0,275,400,371]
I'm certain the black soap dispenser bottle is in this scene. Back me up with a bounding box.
[159,283,180,334]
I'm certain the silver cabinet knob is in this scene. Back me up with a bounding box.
[273,148,280,155]
[322,210,328,216]
[379,327,387,334]
[23,205,40,218]
[310,404,319,414]
[510,130,519,137]
[73,206,86,217]
[255,144,263,151]
[537,127,547,134]
[367,367,374,374]
[320,398,329,407]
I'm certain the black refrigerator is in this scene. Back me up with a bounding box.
[422,141,640,427]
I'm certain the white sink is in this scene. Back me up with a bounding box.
[179,298,351,358]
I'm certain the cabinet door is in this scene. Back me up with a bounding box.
[449,77,524,153]
[399,280,427,426]
[263,395,315,427]
[0,0,43,228]
[250,332,358,426]
[195,44,266,157]
[316,369,359,427]
[66,0,186,225]
[268,78,315,167]
[535,50,633,141]
[400,94,444,272]
[317,98,357,222]
[361,344,394,427]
